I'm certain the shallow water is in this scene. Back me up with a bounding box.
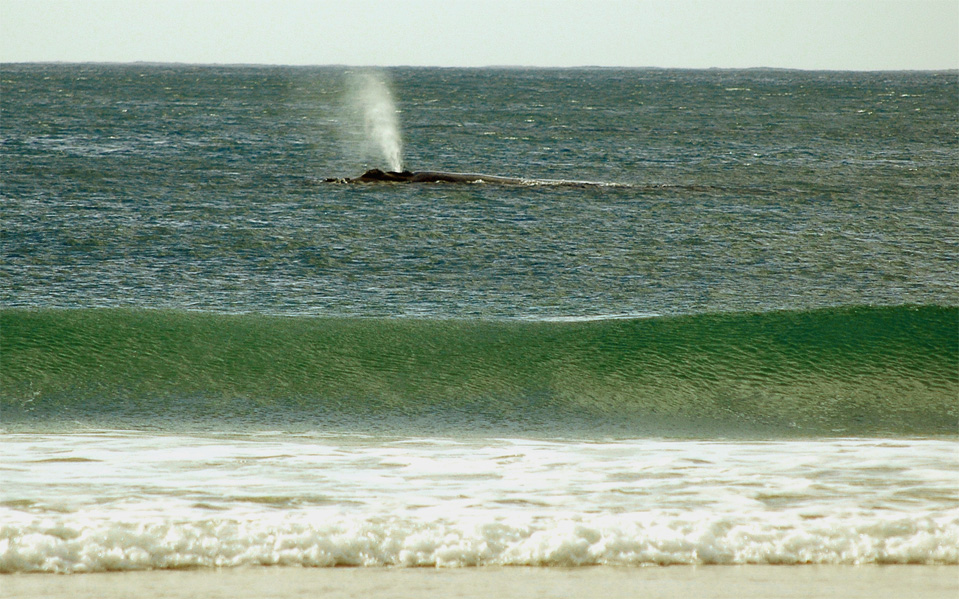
[2,432,957,571]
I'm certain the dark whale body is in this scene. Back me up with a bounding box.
[327,168,530,185]
[322,169,695,189]
[319,169,750,193]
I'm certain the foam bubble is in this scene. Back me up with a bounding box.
[2,512,956,572]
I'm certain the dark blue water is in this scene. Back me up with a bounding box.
[2,65,957,319]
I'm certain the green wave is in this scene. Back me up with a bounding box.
[2,306,956,436]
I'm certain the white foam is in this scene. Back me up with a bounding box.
[2,511,956,572]
[518,312,661,322]
[3,434,957,572]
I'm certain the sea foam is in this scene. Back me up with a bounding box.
[2,512,956,572]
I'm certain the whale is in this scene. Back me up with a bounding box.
[318,168,746,193]
[326,168,532,185]
[321,168,663,188]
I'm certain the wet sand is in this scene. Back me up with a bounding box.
[2,566,957,599]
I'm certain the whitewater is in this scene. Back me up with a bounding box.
[3,434,957,572]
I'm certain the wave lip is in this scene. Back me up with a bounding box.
[1,305,956,436]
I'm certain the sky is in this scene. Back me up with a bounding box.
[1,0,957,70]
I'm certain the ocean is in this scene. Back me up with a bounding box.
[1,64,957,573]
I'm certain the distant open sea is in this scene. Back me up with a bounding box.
[1,64,957,572]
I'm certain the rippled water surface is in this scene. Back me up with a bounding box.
[1,65,956,573]
[3,65,956,317]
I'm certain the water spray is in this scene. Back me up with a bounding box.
[348,70,403,172]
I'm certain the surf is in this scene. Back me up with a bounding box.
[2,305,955,436]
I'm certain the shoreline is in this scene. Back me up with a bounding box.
[2,565,957,599]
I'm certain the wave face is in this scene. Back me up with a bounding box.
[2,305,955,436]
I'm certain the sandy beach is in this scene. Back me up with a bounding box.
[2,566,957,599]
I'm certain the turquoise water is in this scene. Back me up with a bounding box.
[2,305,956,436]
[1,65,957,572]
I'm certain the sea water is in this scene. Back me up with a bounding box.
[1,65,957,572]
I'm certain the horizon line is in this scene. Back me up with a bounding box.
[3,60,958,73]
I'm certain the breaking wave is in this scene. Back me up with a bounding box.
[2,511,956,572]
[2,305,956,436]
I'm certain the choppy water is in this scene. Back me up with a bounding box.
[1,64,957,572]
[3,65,957,317]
